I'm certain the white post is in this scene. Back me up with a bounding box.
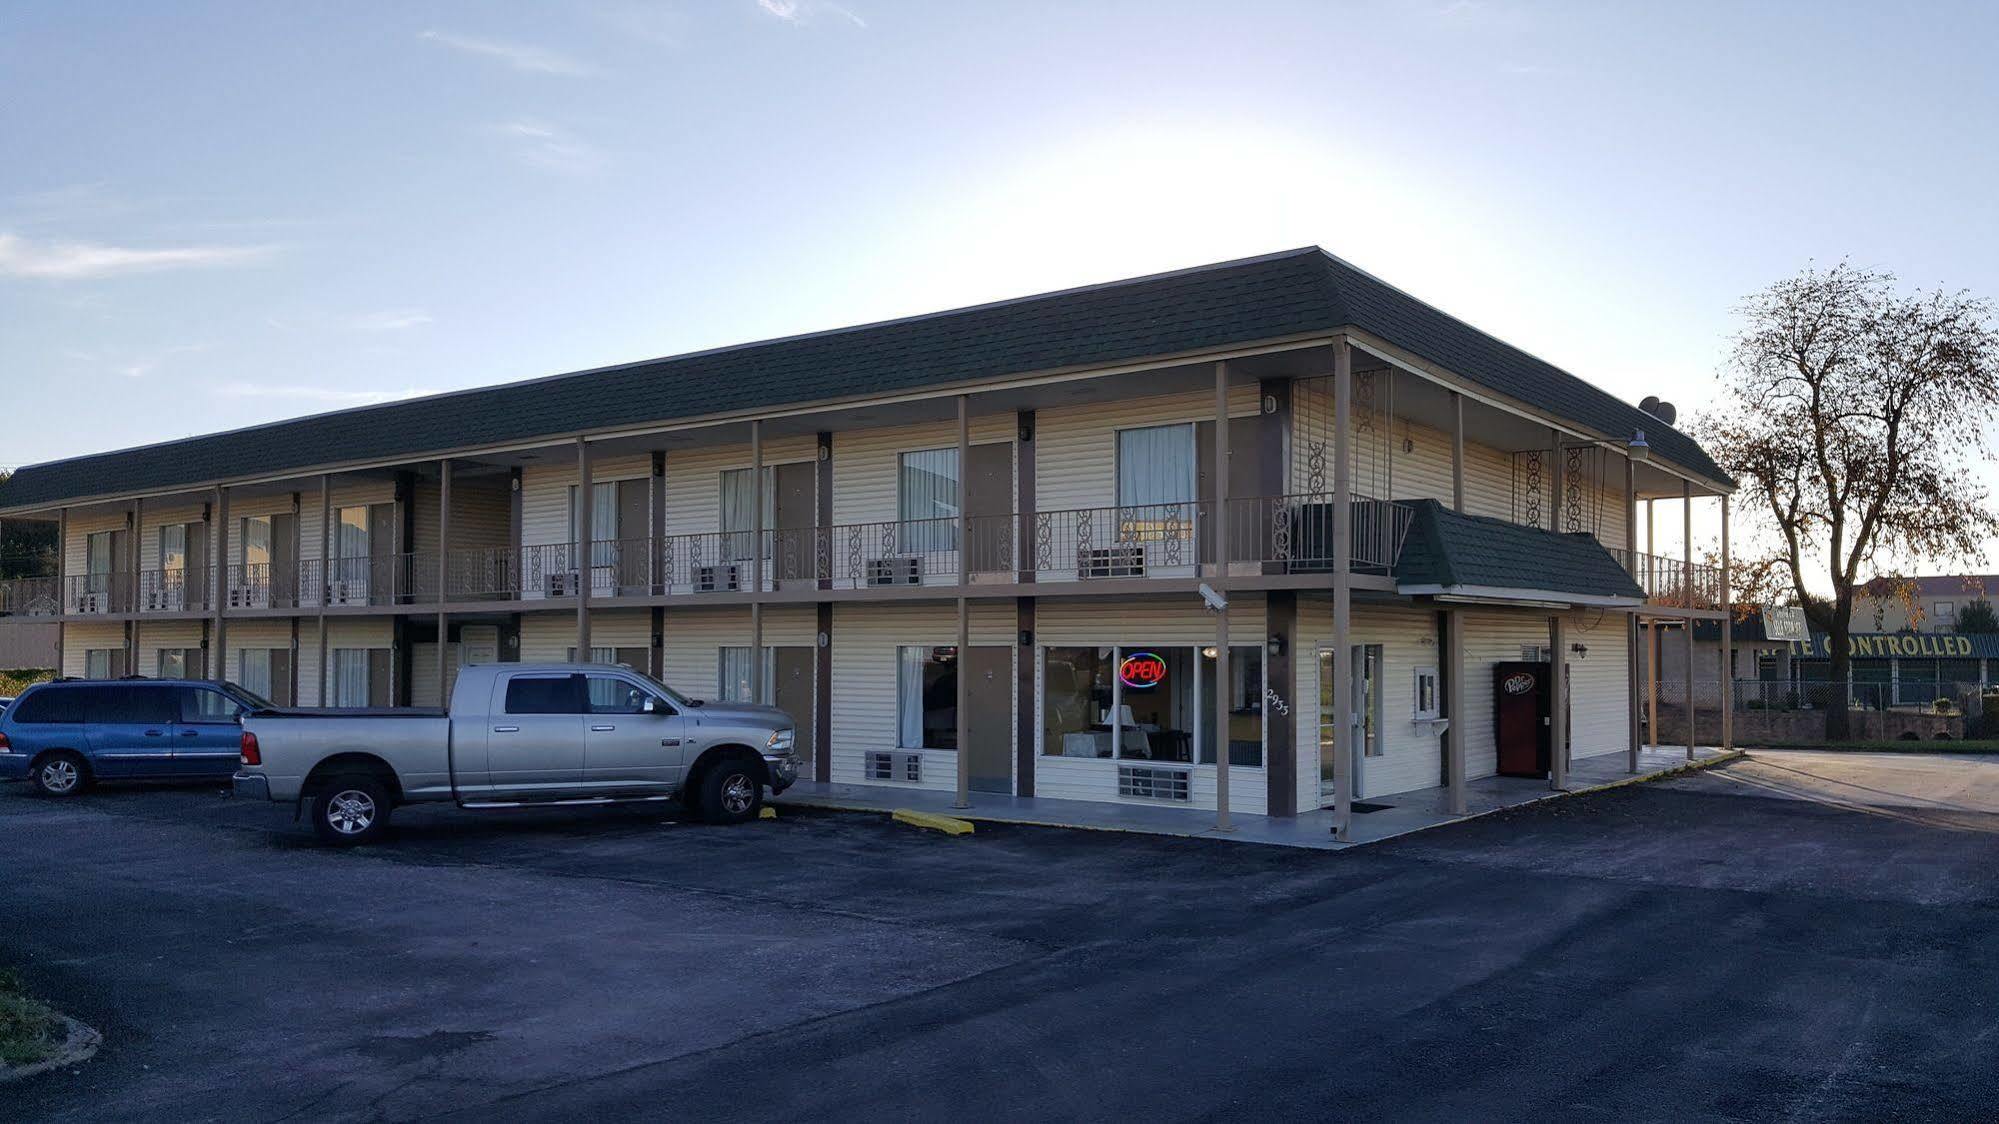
[1331,341,1354,842]
[954,396,970,810]
[1213,361,1232,832]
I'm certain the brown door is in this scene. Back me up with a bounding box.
[965,645,1012,793]
[185,522,209,610]
[108,529,132,610]
[615,479,650,594]
[964,443,1013,575]
[772,647,815,779]
[771,462,816,585]
[368,503,397,604]
[1493,661,1551,777]
[270,513,297,607]
[1196,416,1264,566]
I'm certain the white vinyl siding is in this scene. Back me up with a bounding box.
[1035,387,1259,515]
[828,601,1014,790]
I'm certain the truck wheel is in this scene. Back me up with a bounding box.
[697,755,764,825]
[311,774,394,846]
[29,751,89,798]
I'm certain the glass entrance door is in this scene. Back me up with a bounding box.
[1317,645,1380,804]
[1318,647,1338,800]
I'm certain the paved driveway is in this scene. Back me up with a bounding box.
[4,751,1998,1122]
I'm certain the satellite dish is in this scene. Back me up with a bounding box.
[1654,401,1677,425]
[1639,395,1661,415]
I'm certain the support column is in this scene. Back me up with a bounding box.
[1626,457,1640,772]
[1331,341,1355,842]
[436,459,451,702]
[1683,479,1695,759]
[575,438,593,659]
[1549,614,1568,790]
[1450,392,1466,512]
[1015,596,1036,798]
[750,420,764,702]
[318,475,330,706]
[1265,591,1297,816]
[814,601,832,783]
[1213,361,1232,831]
[1549,428,1565,533]
[1445,608,1467,814]
[953,395,971,809]
[211,487,228,684]
[1720,494,1734,752]
[126,497,141,667]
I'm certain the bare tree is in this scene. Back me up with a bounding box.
[1696,264,1999,738]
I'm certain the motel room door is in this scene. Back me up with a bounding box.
[772,646,815,780]
[964,443,1013,576]
[771,462,816,586]
[965,645,1013,793]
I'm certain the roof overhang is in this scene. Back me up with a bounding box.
[1400,583,1647,610]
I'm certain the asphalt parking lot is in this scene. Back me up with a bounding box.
[4,751,1999,1122]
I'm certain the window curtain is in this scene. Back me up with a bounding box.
[898,450,958,554]
[159,524,186,571]
[720,469,772,561]
[897,646,927,748]
[334,649,369,707]
[719,646,773,704]
[241,517,272,567]
[239,649,273,700]
[570,483,617,568]
[1116,424,1197,509]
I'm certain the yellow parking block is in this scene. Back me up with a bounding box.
[892,808,975,836]
[759,806,777,820]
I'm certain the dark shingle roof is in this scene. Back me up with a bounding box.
[1394,499,1646,600]
[0,247,1727,510]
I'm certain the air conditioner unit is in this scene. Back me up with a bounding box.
[1079,543,1146,579]
[230,586,270,610]
[543,570,580,598]
[863,750,923,783]
[324,579,365,606]
[144,588,185,613]
[73,591,107,614]
[1118,764,1191,801]
[866,556,922,586]
[693,563,741,593]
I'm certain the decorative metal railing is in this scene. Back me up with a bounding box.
[0,576,61,616]
[1614,549,1723,610]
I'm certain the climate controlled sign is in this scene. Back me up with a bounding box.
[1118,651,1169,689]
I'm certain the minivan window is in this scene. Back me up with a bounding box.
[505,676,585,715]
[94,686,179,726]
[8,688,83,725]
[177,687,243,725]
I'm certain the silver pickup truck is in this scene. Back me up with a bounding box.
[233,662,799,845]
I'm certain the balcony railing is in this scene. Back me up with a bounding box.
[0,576,61,617]
[1614,549,1724,610]
[33,496,1435,613]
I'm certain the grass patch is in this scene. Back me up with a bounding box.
[0,968,65,1069]
[1746,740,1999,754]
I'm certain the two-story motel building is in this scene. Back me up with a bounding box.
[0,248,1739,835]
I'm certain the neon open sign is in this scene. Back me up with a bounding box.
[1119,651,1168,689]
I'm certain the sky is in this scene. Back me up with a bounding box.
[2,0,1996,569]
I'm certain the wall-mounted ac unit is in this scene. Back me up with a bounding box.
[1118,764,1190,801]
[864,750,923,782]
[867,556,923,586]
[543,570,580,598]
[325,579,366,606]
[695,563,741,593]
[1079,543,1146,579]
[145,588,185,613]
[230,587,270,610]
[72,591,107,615]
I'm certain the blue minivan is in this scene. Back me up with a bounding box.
[0,679,272,796]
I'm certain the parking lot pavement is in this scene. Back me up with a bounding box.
[5,753,1999,1122]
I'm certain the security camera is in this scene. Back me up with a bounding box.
[1198,583,1228,613]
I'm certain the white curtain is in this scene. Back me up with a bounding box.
[897,646,926,748]
[241,516,271,567]
[720,469,772,561]
[334,649,369,707]
[159,524,186,571]
[335,507,369,560]
[898,449,958,553]
[239,649,273,699]
[1117,424,1197,509]
[570,483,617,567]
[719,646,773,703]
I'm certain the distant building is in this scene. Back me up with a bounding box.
[1854,575,1999,633]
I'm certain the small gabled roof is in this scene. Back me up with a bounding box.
[0,247,1728,510]
[1393,499,1646,602]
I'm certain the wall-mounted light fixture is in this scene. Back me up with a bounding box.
[1266,635,1285,658]
[1017,421,1034,443]
[1018,629,1034,647]
[817,631,830,648]
[1571,643,1589,660]
[1262,395,1279,415]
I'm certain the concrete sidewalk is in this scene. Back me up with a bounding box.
[776,745,1738,849]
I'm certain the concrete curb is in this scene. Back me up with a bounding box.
[0,1015,101,1084]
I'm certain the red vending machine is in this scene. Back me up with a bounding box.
[1493,661,1551,777]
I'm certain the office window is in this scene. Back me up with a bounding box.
[1197,646,1265,768]
[1116,424,1197,510]
[1039,645,1264,768]
[718,646,775,704]
[897,646,958,750]
[1413,666,1441,720]
[897,450,958,554]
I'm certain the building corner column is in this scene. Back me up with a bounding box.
[1331,341,1355,841]
[953,395,970,809]
[1445,608,1467,814]
[1212,361,1232,831]
[1549,614,1568,790]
